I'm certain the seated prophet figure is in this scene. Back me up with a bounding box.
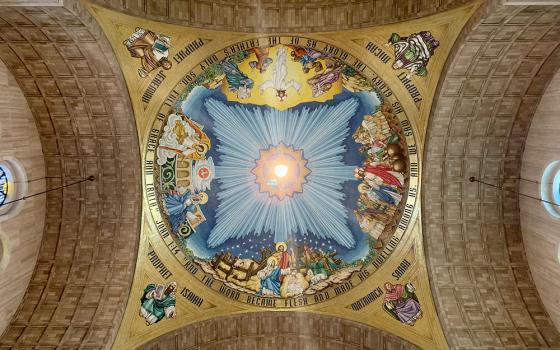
[139,282,177,325]
[123,27,172,78]
[164,189,208,233]
[387,31,439,77]
[383,282,423,326]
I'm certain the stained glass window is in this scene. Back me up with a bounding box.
[541,160,560,219]
[553,170,560,206]
[0,166,8,206]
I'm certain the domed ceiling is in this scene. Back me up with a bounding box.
[2,2,560,349]
[82,1,484,348]
[150,43,415,301]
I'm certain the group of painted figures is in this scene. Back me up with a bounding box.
[352,106,408,245]
[132,34,437,327]
[150,46,412,302]
[157,113,214,236]
[207,240,347,298]
[220,44,347,100]
[252,242,342,298]
[122,26,439,81]
[137,279,422,327]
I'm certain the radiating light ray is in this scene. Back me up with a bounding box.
[206,98,358,248]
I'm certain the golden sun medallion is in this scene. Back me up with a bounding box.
[251,143,311,200]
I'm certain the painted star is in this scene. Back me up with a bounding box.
[205,98,359,248]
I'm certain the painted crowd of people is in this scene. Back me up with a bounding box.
[157,113,214,235]
[223,241,343,298]
[255,242,343,298]
[353,107,407,243]
[216,44,348,100]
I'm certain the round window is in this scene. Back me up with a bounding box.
[0,158,28,221]
[541,160,560,219]
[0,166,8,206]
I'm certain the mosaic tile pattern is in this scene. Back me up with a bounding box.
[0,6,140,349]
[424,5,560,349]
[139,312,420,350]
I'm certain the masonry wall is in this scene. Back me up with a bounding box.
[423,5,560,349]
[519,69,560,330]
[0,6,141,348]
[0,53,45,338]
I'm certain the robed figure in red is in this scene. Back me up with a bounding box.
[273,242,291,282]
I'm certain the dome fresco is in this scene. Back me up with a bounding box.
[86,3,484,349]
[2,2,560,350]
[150,44,412,303]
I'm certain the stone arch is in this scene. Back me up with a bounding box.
[423,4,560,348]
[139,312,420,350]
[0,51,45,338]
[0,5,141,349]
[519,67,560,329]
[78,0,472,33]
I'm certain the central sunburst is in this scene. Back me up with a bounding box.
[205,97,359,248]
[252,143,311,200]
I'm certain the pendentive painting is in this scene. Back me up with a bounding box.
[149,42,414,306]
